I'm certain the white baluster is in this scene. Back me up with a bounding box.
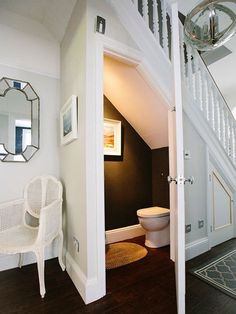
[208,81,213,126]
[153,0,160,44]
[201,71,208,119]
[191,52,196,101]
[225,109,230,156]
[142,0,149,26]
[205,79,210,121]
[186,45,193,93]
[229,116,234,160]
[222,106,227,150]
[233,125,236,165]
[212,86,217,132]
[161,0,168,55]
[193,50,201,109]
[198,62,204,112]
[219,101,224,145]
[214,92,219,138]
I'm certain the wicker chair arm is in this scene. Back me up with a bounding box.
[0,199,25,232]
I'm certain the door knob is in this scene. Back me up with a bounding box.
[167,176,177,184]
[184,176,194,185]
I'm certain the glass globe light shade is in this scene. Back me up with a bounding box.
[184,0,236,51]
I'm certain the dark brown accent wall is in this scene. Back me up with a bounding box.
[152,147,170,208]
[104,96,152,230]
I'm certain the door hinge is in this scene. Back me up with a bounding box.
[210,225,213,232]
[209,174,212,182]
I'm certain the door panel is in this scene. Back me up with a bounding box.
[213,173,232,230]
[209,166,234,248]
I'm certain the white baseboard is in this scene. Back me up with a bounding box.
[185,237,209,261]
[0,238,59,271]
[66,252,104,304]
[106,224,145,244]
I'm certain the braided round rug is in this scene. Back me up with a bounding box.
[106,242,148,269]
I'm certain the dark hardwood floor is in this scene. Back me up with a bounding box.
[0,236,176,314]
[186,238,236,314]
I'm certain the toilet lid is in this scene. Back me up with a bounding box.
[137,206,170,218]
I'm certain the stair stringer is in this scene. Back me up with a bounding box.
[108,0,174,108]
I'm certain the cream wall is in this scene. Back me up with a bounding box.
[60,0,88,279]
[183,113,207,244]
[60,0,140,304]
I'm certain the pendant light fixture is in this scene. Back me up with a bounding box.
[184,0,236,51]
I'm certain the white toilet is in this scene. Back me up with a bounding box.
[137,206,170,248]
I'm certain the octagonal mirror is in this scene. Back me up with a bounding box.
[0,77,40,162]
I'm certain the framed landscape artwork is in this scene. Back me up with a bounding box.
[60,95,78,145]
[104,118,121,156]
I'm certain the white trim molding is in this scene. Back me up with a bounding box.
[106,224,145,244]
[66,252,103,305]
[185,237,209,261]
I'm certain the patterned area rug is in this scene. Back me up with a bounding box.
[191,249,236,299]
[106,242,148,270]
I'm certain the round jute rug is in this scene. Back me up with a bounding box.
[106,242,148,269]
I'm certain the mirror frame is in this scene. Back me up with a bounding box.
[0,77,40,162]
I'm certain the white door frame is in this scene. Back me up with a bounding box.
[95,35,145,301]
[95,34,175,296]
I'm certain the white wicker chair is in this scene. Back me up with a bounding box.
[0,175,65,298]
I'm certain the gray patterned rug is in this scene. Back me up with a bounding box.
[191,249,236,299]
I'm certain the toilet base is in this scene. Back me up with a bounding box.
[145,225,170,248]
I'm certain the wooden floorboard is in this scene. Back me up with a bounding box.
[186,238,236,314]
[0,236,176,314]
[1,237,236,313]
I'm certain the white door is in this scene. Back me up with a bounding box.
[169,3,186,313]
[168,110,185,314]
[209,165,234,248]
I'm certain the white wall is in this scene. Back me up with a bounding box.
[0,8,60,79]
[0,12,60,269]
[208,43,236,119]
[0,64,60,202]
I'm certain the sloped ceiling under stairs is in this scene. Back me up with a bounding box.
[104,55,169,150]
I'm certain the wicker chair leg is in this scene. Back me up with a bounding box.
[58,231,65,271]
[35,249,45,298]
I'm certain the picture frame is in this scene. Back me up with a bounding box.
[60,95,78,145]
[104,118,121,156]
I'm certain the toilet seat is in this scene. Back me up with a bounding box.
[137,206,170,218]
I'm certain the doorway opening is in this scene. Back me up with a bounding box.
[102,52,176,310]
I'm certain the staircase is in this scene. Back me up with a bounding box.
[110,0,236,178]
[180,28,236,168]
